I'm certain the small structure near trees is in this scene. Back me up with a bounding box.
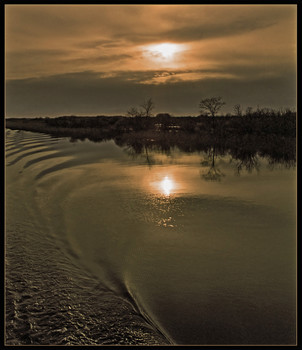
[155,113,172,131]
[156,113,171,119]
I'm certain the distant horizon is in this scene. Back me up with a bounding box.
[5,104,297,119]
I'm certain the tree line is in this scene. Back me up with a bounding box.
[5,95,296,143]
[127,96,295,119]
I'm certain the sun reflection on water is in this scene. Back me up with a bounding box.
[146,168,185,197]
[160,176,174,196]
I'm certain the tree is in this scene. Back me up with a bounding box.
[233,104,242,117]
[199,96,225,117]
[126,107,141,117]
[245,106,253,116]
[199,96,225,128]
[140,98,155,117]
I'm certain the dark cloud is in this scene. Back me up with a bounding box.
[76,39,124,49]
[61,54,132,65]
[162,19,277,43]
[7,5,292,47]
[6,48,70,64]
[110,5,295,44]
[115,18,278,45]
[6,69,296,118]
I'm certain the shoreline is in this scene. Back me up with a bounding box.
[5,115,296,167]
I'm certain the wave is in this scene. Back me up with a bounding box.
[5,130,170,345]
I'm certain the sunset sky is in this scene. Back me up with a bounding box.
[5,4,297,117]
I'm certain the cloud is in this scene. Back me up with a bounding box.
[139,70,238,85]
[160,20,276,43]
[60,54,132,65]
[109,5,295,44]
[6,5,295,49]
[5,5,296,116]
[6,69,296,117]
[76,39,124,49]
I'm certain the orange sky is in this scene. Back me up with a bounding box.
[5,4,297,117]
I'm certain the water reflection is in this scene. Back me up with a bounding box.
[230,148,260,175]
[160,176,174,196]
[148,172,180,198]
[200,146,225,182]
[121,142,295,187]
[117,134,296,179]
[123,145,157,168]
[6,130,296,345]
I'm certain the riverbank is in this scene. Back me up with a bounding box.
[5,114,296,167]
[5,112,296,139]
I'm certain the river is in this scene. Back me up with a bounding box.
[5,129,296,345]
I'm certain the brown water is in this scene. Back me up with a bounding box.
[5,129,296,345]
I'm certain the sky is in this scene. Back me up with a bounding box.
[5,4,297,117]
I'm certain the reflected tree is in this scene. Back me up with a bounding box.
[230,150,260,175]
[267,157,296,170]
[123,144,156,168]
[144,146,156,168]
[200,146,225,181]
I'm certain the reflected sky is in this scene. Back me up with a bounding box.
[11,134,294,213]
[6,130,297,345]
[120,157,295,215]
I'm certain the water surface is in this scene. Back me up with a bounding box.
[5,129,296,345]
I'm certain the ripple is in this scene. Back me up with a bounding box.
[5,129,170,346]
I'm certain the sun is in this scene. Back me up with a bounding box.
[146,42,185,61]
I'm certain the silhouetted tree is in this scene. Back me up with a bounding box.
[199,97,226,117]
[140,98,155,117]
[233,104,242,117]
[127,107,141,117]
[245,106,253,116]
[199,96,225,128]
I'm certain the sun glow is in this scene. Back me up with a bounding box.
[160,176,174,196]
[146,42,185,60]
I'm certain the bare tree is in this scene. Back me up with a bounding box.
[140,98,155,117]
[233,104,242,117]
[199,96,225,128]
[245,106,253,116]
[199,96,226,117]
[127,107,141,117]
